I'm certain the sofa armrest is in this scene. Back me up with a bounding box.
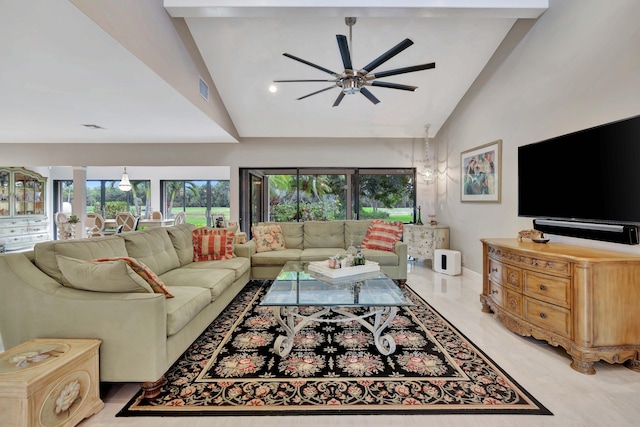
[395,241,408,280]
[394,240,408,258]
[0,253,168,382]
[235,240,256,258]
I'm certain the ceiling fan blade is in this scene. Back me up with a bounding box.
[283,53,340,77]
[359,38,414,75]
[274,79,336,83]
[360,87,380,105]
[371,81,418,92]
[336,35,352,70]
[333,92,346,107]
[296,85,336,100]
[370,62,436,79]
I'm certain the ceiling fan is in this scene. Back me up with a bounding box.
[274,17,436,107]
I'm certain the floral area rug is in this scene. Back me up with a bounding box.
[118,280,551,417]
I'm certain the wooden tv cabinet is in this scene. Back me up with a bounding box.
[480,238,640,374]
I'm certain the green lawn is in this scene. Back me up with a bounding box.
[361,207,414,223]
[178,207,230,228]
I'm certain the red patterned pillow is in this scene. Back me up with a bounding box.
[192,228,235,261]
[361,220,404,252]
[93,257,174,298]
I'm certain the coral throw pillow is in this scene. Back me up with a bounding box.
[192,228,235,261]
[93,256,174,298]
[361,220,404,252]
[251,224,286,253]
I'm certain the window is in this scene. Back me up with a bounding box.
[161,180,230,227]
[53,180,150,219]
[240,168,415,231]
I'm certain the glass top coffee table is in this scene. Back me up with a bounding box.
[260,261,413,357]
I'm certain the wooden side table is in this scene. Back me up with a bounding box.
[0,338,104,427]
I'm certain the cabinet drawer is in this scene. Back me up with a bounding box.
[489,280,503,307]
[503,265,522,290]
[524,271,570,308]
[488,259,502,284]
[504,287,523,317]
[524,297,572,338]
[488,259,522,290]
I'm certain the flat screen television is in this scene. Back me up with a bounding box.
[518,115,640,243]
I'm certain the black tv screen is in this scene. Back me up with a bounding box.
[518,115,640,224]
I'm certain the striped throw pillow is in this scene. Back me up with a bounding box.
[361,220,404,252]
[193,228,235,261]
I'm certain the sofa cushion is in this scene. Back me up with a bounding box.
[192,228,235,261]
[300,248,346,262]
[163,286,212,337]
[92,257,174,297]
[303,221,345,248]
[260,222,304,249]
[182,256,250,281]
[361,248,400,266]
[56,255,154,294]
[344,220,372,248]
[160,267,236,301]
[122,227,181,275]
[251,249,303,266]
[166,223,196,266]
[361,220,404,252]
[252,224,286,252]
[34,235,129,286]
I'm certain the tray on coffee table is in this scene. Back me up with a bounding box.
[307,259,380,278]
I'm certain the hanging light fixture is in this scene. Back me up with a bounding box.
[421,125,435,184]
[118,167,132,192]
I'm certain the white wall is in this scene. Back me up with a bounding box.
[435,0,640,273]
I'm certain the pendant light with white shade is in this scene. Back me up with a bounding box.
[118,167,132,192]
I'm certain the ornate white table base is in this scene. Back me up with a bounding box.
[271,305,398,357]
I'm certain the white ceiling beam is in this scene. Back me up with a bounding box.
[164,0,548,19]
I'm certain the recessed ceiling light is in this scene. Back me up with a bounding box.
[269,85,277,93]
[82,124,105,129]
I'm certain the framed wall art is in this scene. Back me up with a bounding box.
[460,139,501,202]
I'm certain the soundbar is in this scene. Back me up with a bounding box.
[533,219,639,245]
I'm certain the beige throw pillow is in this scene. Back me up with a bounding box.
[251,224,286,253]
[56,255,154,294]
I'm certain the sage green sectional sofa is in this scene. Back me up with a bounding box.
[0,224,250,384]
[247,220,408,283]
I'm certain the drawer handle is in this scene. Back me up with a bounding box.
[540,312,547,319]
[539,284,547,291]
[491,290,499,294]
[491,268,498,272]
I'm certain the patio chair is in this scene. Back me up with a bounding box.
[115,212,137,232]
[85,213,105,237]
[174,211,186,225]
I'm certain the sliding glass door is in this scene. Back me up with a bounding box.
[240,168,415,234]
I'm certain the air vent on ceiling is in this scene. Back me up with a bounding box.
[199,76,209,101]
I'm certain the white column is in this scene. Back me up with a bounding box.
[73,167,87,238]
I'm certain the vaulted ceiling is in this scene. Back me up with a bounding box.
[0,1,547,144]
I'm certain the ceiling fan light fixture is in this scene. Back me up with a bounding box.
[340,76,362,94]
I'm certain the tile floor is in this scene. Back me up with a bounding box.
[4,261,640,426]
